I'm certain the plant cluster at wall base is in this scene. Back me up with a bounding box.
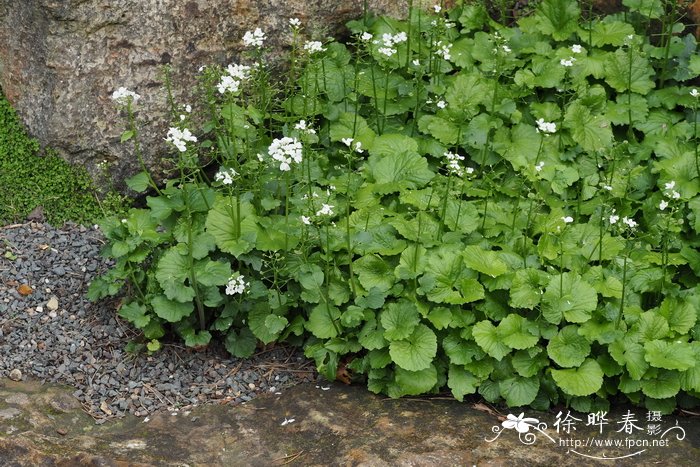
[0,92,123,226]
[89,0,700,413]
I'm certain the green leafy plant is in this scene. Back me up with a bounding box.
[0,91,125,225]
[90,0,700,414]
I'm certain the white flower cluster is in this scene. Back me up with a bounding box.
[225,274,250,296]
[289,18,301,28]
[622,216,637,229]
[660,180,680,210]
[214,167,238,185]
[111,87,140,106]
[165,127,197,152]
[560,57,576,67]
[536,118,556,134]
[268,137,303,171]
[341,137,364,153]
[609,209,620,225]
[217,63,252,95]
[242,28,265,48]
[435,41,452,61]
[562,216,574,224]
[376,31,407,57]
[535,161,545,172]
[294,120,316,135]
[444,151,465,176]
[303,41,325,54]
[571,44,583,54]
[691,89,699,98]
[316,203,334,216]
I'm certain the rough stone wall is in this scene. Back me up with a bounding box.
[0,0,411,186]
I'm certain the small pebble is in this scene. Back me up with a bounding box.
[9,369,22,381]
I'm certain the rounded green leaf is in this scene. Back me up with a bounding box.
[448,364,479,402]
[381,300,420,341]
[551,358,604,396]
[473,320,510,361]
[644,340,695,371]
[547,325,590,368]
[389,324,437,371]
[641,370,681,399]
[542,272,598,324]
[498,314,540,350]
[499,375,540,407]
[306,303,341,339]
[151,295,194,323]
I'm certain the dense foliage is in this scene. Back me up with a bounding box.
[0,92,117,225]
[89,0,700,413]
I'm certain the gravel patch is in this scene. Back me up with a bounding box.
[0,221,317,423]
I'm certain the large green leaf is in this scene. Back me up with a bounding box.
[551,358,604,396]
[329,112,377,150]
[658,297,697,335]
[224,327,257,358]
[644,340,696,371]
[354,254,395,293]
[499,375,540,406]
[151,295,194,323]
[193,259,231,287]
[394,244,427,280]
[563,101,613,152]
[462,245,508,278]
[547,325,591,368]
[118,301,150,328]
[590,19,636,47]
[448,365,479,402]
[609,340,649,380]
[417,115,460,145]
[366,141,434,193]
[535,0,580,40]
[389,365,438,397]
[641,370,680,399]
[622,0,664,19]
[509,268,549,309]
[205,196,257,257]
[473,320,511,361]
[155,247,195,303]
[542,272,598,324]
[389,324,438,371]
[381,300,420,341]
[604,49,655,95]
[306,303,341,339]
[445,72,488,113]
[498,314,540,350]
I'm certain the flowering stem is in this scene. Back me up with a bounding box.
[345,153,357,297]
[182,182,206,331]
[126,103,162,196]
[285,171,290,250]
[617,252,629,330]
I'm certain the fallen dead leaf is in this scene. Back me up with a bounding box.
[38,244,50,250]
[100,400,113,416]
[17,284,33,296]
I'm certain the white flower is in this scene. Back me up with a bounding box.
[316,203,334,216]
[433,5,442,13]
[602,184,612,191]
[303,41,325,54]
[378,47,396,57]
[536,118,556,134]
[445,21,456,29]
[393,32,408,44]
[465,167,475,175]
[215,168,238,185]
[435,41,452,61]
[185,104,192,113]
[165,127,197,152]
[562,216,574,224]
[301,215,311,225]
[226,63,252,80]
[289,18,301,27]
[412,59,420,66]
[444,151,465,176]
[111,87,140,106]
[360,32,373,42]
[535,161,545,172]
[609,214,619,224]
[436,100,447,109]
[217,75,240,94]
[664,180,676,190]
[341,137,354,147]
[294,120,316,134]
[659,200,669,211]
[691,89,699,98]
[622,216,637,229]
[268,137,303,171]
[560,57,576,67]
[242,28,265,48]
[225,275,249,296]
[179,114,186,121]
[571,44,583,54]
[672,190,680,199]
[502,45,512,53]
[354,142,364,153]
[502,413,540,434]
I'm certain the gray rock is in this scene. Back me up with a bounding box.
[0,0,409,189]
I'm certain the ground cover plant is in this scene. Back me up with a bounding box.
[89,0,700,413]
[0,91,122,225]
